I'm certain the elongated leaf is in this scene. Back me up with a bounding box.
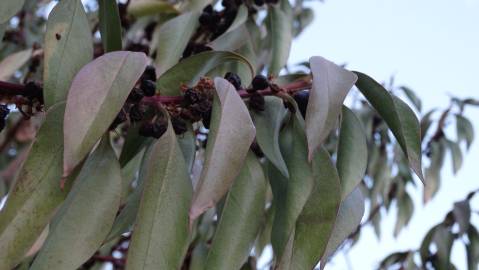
[208,25,249,52]
[306,56,357,159]
[394,192,414,237]
[250,96,289,178]
[423,139,446,203]
[320,187,365,269]
[289,147,341,269]
[63,51,148,177]
[354,72,425,183]
[127,0,178,17]
[268,1,293,75]
[189,78,255,222]
[337,106,367,200]
[126,120,192,270]
[205,152,267,269]
[119,124,152,167]
[30,138,122,270]
[400,86,422,112]
[157,51,254,96]
[153,12,200,76]
[178,125,196,172]
[420,109,436,141]
[0,0,25,24]
[0,103,75,269]
[0,49,32,80]
[270,112,315,260]
[446,139,463,174]
[453,200,470,235]
[43,0,93,109]
[467,226,479,270]
[98,0,122,52]
[456,114,474,150]
[432,225,454,269]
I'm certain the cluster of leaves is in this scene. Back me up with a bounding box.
[379,190,479,270]
[0,0,476,270]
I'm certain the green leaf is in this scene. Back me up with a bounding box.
[0,103,75,269]
[288,147,341,269]
[126,120,193,270]
[119,124,152,167]
[337,106,367,200]
[63,51,148,177]
[400,86,422,112]
[452,200,470,235]
[433,225,454,269]
[423,139,446,203]
[43,0,93,109]
[456,114,474,150]
[178,124,196,172]
[320,187,365,269]
[270,112,315,260]
[393,192,414,237]
[0,0,26,24]
[306,56,357,159]
[153,12,200,76]
[420,225,438,265]
[446,139,463,174]
[250,96,289,178]
[268,0,293,75]
[466,226,479,270]
[98,0,122,52]
[189,78,255,221]
[205,152,267,270]
[127,0,179,17]
[0,49,32,80]
[420,109,436,141]
[354,71,425,183]
[157,51,254,96]
[208,25,249,52]
[120,148,144,203]
[30,138,122,270]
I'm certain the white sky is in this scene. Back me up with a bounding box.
[289,0,479,269]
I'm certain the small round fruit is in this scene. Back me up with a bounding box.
[251,75,269,91]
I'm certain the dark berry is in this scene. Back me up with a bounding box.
[151,122,168,138]
[199,12,213,26]
[249,93,265,112]
[254,0,264,6]
[293,90,309,118]
[24,81,43,101]
[139,121,167,138]
[128,88,144,103]
[251,75,269,91]
[139,122,154,137]
[0,104,10,118]
[143,65,157,82]
[203,4,214,14]
[172,117,188,135]
[140,79,156,97]
[183,88,200,106]
[129,104,144,122]
[144,22,156,41]
[110,110,127,130]
[224,72,242,90]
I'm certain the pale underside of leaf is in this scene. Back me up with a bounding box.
[268,2,292,76]
[63,51,148,177]
[43,0,93,109]
[0,49,32,80]
[306,56,357,160]
[189,78,255,223]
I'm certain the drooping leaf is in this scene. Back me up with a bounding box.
[157,51,254,96]
[0,0,25,24]
[320,187,365,269]
[189,78,255,222]
[98,0,122,52]
[400,86,422,112]
[446,139,463,174]
[63,51,148,177]
[205,152,267,269]
[453,200,470,235]
[306,56,358,159]
[354,71,425,183]
[432,225,454,269]
[43,0,93,109]
[127,0,178,17]
[420,109,436,141]
[456,114,474,150]
[466,226,479,270]
[288,147,341,269]
[423,139,446,203]
[118,124,152,167]
[30,138,122,270]
[126,120,192,270]
[268,0,293,75]
[337,106,367,200]
[250,96,289,178]
[153,12,200,76]
[393,192,414,237]
[208,25,249,52]
[0,49,32,80]
[270,111,315,260]
[120,148,144,203]
[419,225,439,265]
[0,103,76,269]
[177,124,196,172]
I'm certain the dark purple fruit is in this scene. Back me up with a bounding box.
[251,75,269,91]
[172,117,188,135]
[140,79,156,97]
[129,104,144,122]
[128,88,144,103]
[249,93,265,112]
[224,72,242,90]
[143,65,157,81]
[183,88,200,106]
[139,121,167,139]
[203,4,214,14]
[293,90,309,118]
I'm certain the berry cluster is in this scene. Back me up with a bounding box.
[248,75,270,112]
[178,78,215,129]
[109,65,157,130]
[0,104,10,132]
[199,1,241,39]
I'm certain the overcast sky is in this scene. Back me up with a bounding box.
[289,0,479,268]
